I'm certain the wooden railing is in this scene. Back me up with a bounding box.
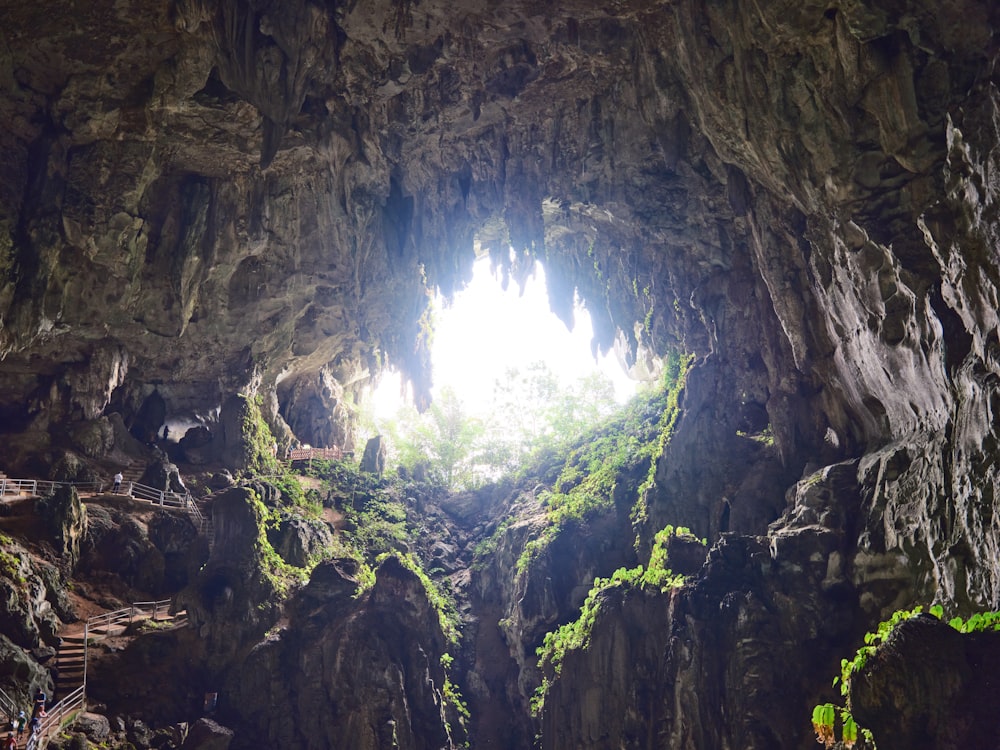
[287,446,346,461]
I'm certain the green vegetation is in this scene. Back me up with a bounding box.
[381,551,461,644]
[384,386,486,490]
[737,424,775,445]
[812,605,1000,748]
[347,496,413,556]
[517,352,692,572]
[532,525,700,715]
[374,362,626,491]
[440,651,471,732]
[240,394,282,477]
[0,533,24,583]
[250,491,310,596]
[471,517,513,568]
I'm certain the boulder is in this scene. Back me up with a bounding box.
[182,718,234,750]
[360,435,387,476]
[71,712,111,742]
[266,514,334,568]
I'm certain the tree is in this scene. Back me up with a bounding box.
[373,363,624,489]
[486,362,620,467]
[384,386,486,490]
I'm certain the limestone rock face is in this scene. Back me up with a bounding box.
[36,485,86,568]
[224,555,461,750]
[0,633,53,709]
[265,512,334,568]
[0,0,995,483]
[360,434,388,476]
[81,503,197,597]
[0,537,67,649]
[182,718,234,750]
[177,486,283,668]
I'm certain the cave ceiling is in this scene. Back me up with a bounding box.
[0,0,997,461]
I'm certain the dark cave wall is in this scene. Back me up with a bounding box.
[1,1,1000,749]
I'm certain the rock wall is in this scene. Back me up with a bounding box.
[2,0,1000,749]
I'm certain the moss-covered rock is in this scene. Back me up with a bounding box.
[35,485,86,568]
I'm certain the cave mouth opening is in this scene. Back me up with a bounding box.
[368,255,639,422]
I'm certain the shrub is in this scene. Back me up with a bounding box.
[811,604,1000,749]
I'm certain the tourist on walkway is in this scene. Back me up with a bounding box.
[14,711,24,739]
[113,472,123,493]
[4,731,16,750]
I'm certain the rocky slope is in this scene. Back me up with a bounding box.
[2,0,1000,748]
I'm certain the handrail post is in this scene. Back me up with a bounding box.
[82,622,88,691]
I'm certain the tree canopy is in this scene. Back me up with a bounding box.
[369,362,625,490]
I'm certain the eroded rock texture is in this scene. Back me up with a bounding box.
[2,0,1000,748]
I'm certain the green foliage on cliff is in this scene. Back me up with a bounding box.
[631,350,691,530]
[379,551,461,643]
[0,533,24,583]
[516,352,692,573]
[297,458,463,640]
[812,605,1000,749]
[532,525,697,715]
[249,491,309,597]
[371,362,625,491]
[347,496,414,555]
[240,394,283,477]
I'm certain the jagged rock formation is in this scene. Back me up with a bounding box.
[224,556,464,750]
[2,0,1000,748]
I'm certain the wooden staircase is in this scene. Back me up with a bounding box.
[53,633,86,703]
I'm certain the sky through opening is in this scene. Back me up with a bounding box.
[371,257,638,420]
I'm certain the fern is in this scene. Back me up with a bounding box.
[812,605,1000,748]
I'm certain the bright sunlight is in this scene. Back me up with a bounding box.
[371,257,637,419]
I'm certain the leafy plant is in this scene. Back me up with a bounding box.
[532,525,697,714]
[380,552,461,644]
[812,604,1000,748]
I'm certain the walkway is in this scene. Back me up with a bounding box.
[17,600,187,750]
[0,474,212,547]
[0,472,208,748]
[287,446,352,462]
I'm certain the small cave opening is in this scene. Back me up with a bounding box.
[202,571,237,610]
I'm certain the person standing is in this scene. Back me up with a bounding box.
[113,472,123,493]
[4,731,16,750]
[14,711,25,740]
